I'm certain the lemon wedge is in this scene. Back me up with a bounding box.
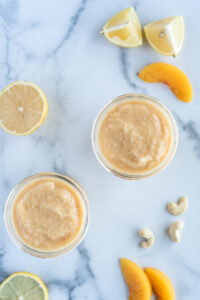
[0,272,48,300]
[144,16,184,56]
[0,81,48,135]
[101,7,142,47]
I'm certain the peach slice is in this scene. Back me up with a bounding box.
[138,62,193,102]
[144,267,175,300]
[120,258,152,300]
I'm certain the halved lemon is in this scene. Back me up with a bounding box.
[0,272,48,300]
[0,81,48,135]
[101,7,142,47]
[144,16,184,56]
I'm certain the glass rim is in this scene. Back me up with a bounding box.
[92,93,178,180]
[4,172,90,258]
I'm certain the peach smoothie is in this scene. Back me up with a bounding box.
[98,100,172,174]
[12,177,84,251]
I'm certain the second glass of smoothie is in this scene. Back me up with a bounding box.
[5,173,89,258]
[92,94,178,179]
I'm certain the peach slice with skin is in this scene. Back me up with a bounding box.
[139,62,193,102]
[144,267,175,300]
[120,258,152,300]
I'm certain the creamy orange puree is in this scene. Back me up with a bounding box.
[12,178,84,251]
[98,100,172,174]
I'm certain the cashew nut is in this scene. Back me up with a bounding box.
[139,229,155,249]
[169,221,184,242]
[167,196,188,216]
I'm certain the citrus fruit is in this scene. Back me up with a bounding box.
[144,16,184,56]
[145,267,175,300]
[139,62,193,102]
[120,258,152,300]
[0,272,48,300]
[101,7,142,47]
[0,81,48,135]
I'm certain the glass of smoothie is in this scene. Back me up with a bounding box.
[92,94,178,180]
[4,173,89,258]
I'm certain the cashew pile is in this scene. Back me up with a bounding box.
[167,196,188,216]
[138,196,188,248]
[139,229,155,249]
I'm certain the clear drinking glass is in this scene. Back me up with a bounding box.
[4,172,90,258]
[92,94,178,180]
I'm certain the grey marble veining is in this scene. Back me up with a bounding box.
[0,0,200,299]
[51,0,88,55]
[176,116,200,159]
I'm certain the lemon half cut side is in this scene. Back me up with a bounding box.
[0,272,48,300]
[0,81,48,135]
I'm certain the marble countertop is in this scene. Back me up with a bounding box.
[0,0,200,299]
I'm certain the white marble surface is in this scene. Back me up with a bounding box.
[0,0,200,299]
